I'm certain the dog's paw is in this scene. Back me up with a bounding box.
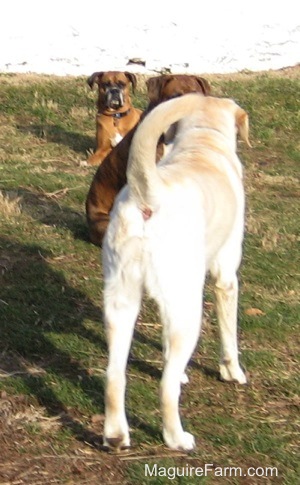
[180,372,189,385]
[79,160,88,168]
[179,432,195,451]
[164,430,195,451]
[219,362,247,384]
[103,433,130,452]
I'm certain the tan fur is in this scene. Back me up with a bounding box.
[127,95,250,209]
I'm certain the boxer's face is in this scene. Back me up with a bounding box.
[88,71,136,111]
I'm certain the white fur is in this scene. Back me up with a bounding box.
[102,94,250,451]
[110,132,123,147]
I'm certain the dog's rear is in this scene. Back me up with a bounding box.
[103,94,250,451]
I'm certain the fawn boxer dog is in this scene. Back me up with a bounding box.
[86,74,211,245]
[102,93,250,451]
[86,71,142,166]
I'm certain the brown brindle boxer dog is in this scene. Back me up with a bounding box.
[86,71,142,166]
[86,74,211,245]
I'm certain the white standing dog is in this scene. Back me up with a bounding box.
[102,93,250,451]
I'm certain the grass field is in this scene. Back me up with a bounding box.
[0,67,299,484]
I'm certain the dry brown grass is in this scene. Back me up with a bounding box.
[0,190,21,218]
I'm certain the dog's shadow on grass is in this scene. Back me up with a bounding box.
[0,236,162,449]
[18,123,94,156]
[0,236,106,447]
[15,188,89,243]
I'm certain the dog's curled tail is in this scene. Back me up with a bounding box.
[126,93,205,212]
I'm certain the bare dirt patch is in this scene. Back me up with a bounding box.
[0,392,127,485]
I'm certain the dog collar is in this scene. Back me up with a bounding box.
[103,108,131,118]
[102,108,132,126]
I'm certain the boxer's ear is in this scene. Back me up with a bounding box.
[146,77,159,102]
[146,75,168,103]
[87,72,104,89]
[124,72,137,92]
[195,76,211,95]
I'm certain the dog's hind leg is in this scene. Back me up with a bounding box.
[163,340,189,385]
[210,253,247,385]
[155,269,204,451]
[103,252,143,451]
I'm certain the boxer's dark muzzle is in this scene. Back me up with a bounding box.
[105,87,124,110]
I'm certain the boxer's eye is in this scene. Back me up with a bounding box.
[117,81,126,88]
